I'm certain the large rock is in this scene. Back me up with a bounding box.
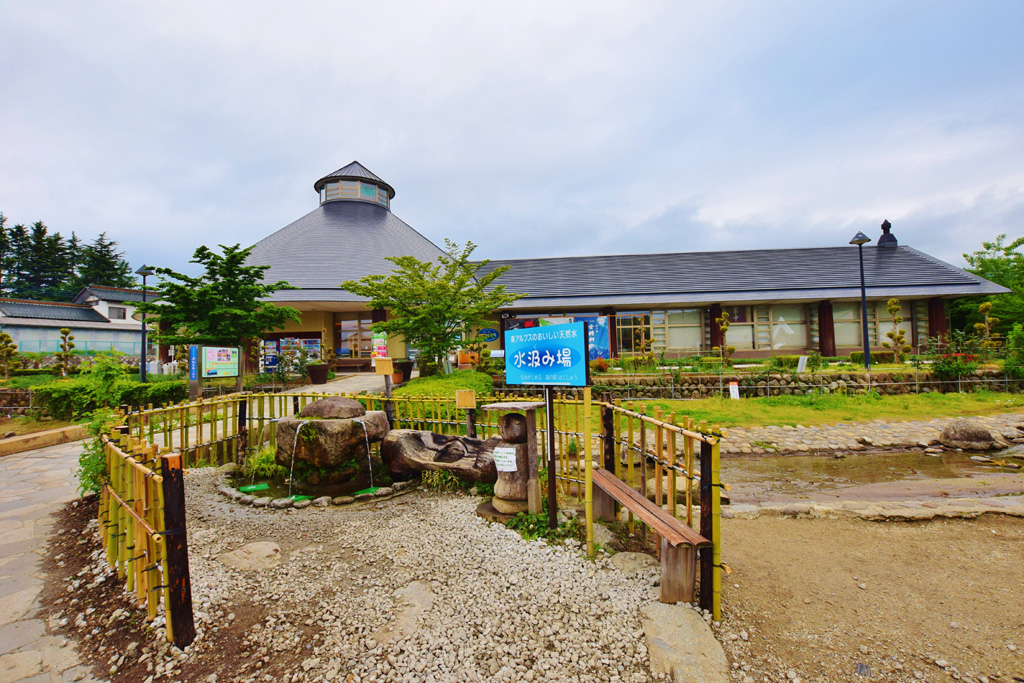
[642,603,729,683]
[940,419,1006,451]
[276,411,389,470]
[380,430,499,483]
[298,396,367,419]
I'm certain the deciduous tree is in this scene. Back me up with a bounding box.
[341,239,524,369]
[137,244,301,355]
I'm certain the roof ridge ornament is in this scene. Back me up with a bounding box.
[877,219,898,248]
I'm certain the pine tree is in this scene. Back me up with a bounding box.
[74,232,136,290]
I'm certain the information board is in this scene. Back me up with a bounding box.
[504,322,589,387]
[493,446,518,472]
[202,346,239,378]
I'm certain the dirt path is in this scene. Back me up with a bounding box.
[717,515,1024,683]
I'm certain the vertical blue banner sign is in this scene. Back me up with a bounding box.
[505,322,589,387]
[188,345,199,381]
[573,315,610,360]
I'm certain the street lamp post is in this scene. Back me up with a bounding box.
[849,232,872,370]
[136,265,155,382]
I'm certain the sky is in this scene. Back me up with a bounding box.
[1,1,1022,277]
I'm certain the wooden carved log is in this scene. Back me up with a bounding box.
[380,430,499,484]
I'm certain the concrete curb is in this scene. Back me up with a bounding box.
[0,424,87,457]
[722,497,1024,522]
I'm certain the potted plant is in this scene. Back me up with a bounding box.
[393,357,415,383]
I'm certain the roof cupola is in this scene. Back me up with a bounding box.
[877,219,898,248]
[313,161,396,209]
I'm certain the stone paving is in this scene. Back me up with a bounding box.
[0,442,103,683]
[722,411,1024,454]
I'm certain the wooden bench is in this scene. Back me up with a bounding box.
[592,467,711,604]
[333,358,373,372]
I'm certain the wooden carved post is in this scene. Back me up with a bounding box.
[160,453,196,648]
[699,439,713,614]
[465,408,477,439]
[492,413,530,515]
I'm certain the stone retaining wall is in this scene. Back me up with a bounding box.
[0,389,32,416]
[513,369,1024,401]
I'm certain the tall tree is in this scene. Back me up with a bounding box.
[137,243,301,351]
[341,239,524,369]
[953,234,1024,335]
[74,232,137,290]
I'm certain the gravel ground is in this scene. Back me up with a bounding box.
[715,515,1024,683]
[134,468,663,683]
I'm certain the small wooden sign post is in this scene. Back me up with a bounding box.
[376,357,395,426]
[456,390,477,438]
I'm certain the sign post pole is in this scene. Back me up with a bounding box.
[545,386,557,529]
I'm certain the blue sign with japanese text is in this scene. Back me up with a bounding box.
[573,316,610,360]
[505,322,589,387]
[188,345,198,381]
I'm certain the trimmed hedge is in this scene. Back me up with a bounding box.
[850,351,895,365]
[32,377,188,420]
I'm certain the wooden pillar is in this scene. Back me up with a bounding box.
[157,321,172,363]
[927,298,948,338]
[661,539,697,604]
[371,307,386,324]
[160,453,196,649]
[600,393,615,471]
[709,304,723,349]
[698,440,713,613]
[236,399,248,464]
[817,301,836,357]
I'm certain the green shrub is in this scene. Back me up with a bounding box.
[850,351,896,365]
[32,354,188,420]
[243,445,288,479]
[76,409,120,494]
[394,370,493,397]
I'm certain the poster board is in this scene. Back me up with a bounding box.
[374,357,394,375]
[202,346,239,378]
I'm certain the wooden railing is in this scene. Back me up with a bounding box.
[99,432,195,647]
[121,389,726,618]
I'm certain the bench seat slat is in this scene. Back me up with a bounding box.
[592,468,711,549]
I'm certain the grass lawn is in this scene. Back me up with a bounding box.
[0,415,78,436]
[613,391,1024,429]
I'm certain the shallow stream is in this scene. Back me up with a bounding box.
[724,446,1024,503]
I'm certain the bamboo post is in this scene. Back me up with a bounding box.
[627,402,635,535]
[639,413,647,548]
[711,435,723,621]
[583,387,594,558]
[160,452,196,648]
[667,417,677,520]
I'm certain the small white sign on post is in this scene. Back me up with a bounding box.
[728,381,740,400]
[490,349,505,358]
[797,355,808,372]
[493,446,518,473]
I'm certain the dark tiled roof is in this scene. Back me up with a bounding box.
[313,161,396,198]
[248,200,444,298]
[73,285,150,304]
[0,299,110,323]
[477,245,1008,308]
